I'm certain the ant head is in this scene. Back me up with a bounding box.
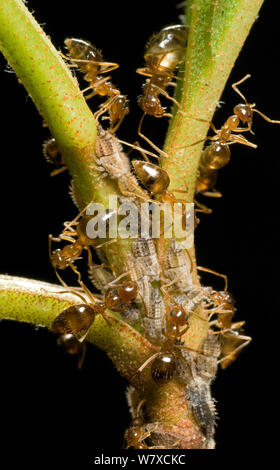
[233,103,253,123]
[138,87,165,117]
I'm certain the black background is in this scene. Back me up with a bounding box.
[0,0,278,456]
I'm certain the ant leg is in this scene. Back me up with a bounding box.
[175,344,207,356]
[64,55,119,73]
[85,246,94,270]
[136,353,160,375]
[174,136,213,150]
[228,134,257,149]
[94,96,117,121]
[107,271,130,286]
[135,67,153,78]
[50,166,68,177]
[131,140,150,162]
[151,85,181,110]
[252,108,280,124]
[138,113,169,159]
[77,343,87,369]
[58,234,77,243]
[50,282,89,304]
[69,263,82,283]
[218,335,252,366]
[197,266,228,291]
[217,321,245,335]
[94,239,118,249]
[63,194,96,232]
[109,114,126,134]
[117,138,161,162]
[54,268,71,290]
[232,74,251,102]
[49,234,63,244]
[201,189,223,198]
[194,199,213,214]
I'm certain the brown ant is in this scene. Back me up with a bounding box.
[49,198,117,286]
[124,399,180,449]
[136,25,189,156]
[195,74,280,197]
[131,157,193,238]
[64,38,129,133]
[124,400,171,449]
[103,279,139,312]
[201,288,251,369]
[232,74,280,132]
[51,275,137,364]
[42,137,67,177]
[136,296,206,386]
[207,290,236,329]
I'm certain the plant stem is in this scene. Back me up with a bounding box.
[163,0,264,201]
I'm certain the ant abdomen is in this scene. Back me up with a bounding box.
[132,160,170,194]
[151,353,176,385]
[196,172,218,195]
[57,333,84,355]
[105,288,123,311]
[64,38,102,75]
[144,25,189,73]
[201,142,231,170]
[51,304,98,335]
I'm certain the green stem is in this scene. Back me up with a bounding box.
[0,0,111,203]
[0,275,208,448]
[163,0,264,201]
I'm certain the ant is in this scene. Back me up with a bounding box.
[51,274,138,363]
[131,156,194,240]
[64,38,129,133]
[206,290,236,329]
[195,74,280,197]
[49,197,117,286]
[103,279,139,312]
[124,399,180,449]
[136,25,189,156]
[124,400,159,449]
[136,296,206,386]
[201,288,251,369]
[42,137,67,177]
